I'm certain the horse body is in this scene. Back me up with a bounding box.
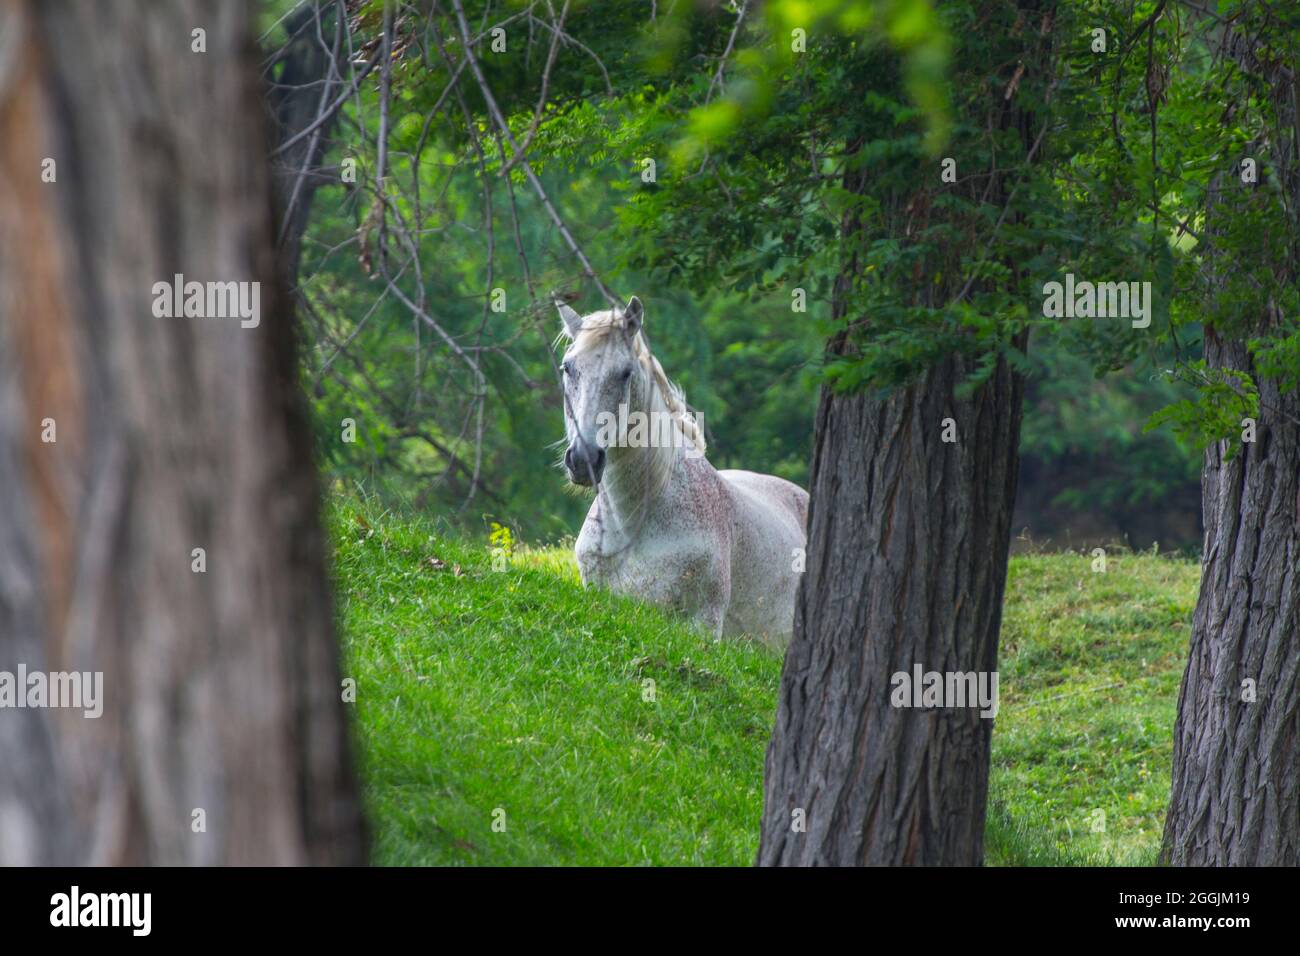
[558,296,808,649]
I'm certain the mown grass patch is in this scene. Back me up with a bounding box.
[330,497,1199,866]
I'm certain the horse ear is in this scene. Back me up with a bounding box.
[556,299,582,338]
[622,296,643,336]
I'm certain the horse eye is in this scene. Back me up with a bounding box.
[619,366,633,381]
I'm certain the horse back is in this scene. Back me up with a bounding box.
[717,469,808,534]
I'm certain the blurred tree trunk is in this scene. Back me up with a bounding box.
[756,3,1051,866]
[1161,27,1300,866]
[0,0,366,864]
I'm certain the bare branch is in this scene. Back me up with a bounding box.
[501,0,570,174]
[705,0,749,104]
[449,0,619,307]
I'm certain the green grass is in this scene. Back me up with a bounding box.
[330,497,1199,866]
[987,550,1198,865]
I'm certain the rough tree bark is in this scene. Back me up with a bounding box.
[0,0,366,864]
[755,345,1026,866]
[1161,27,1300,866]
[1161,329,1300,866]
[757,4,1052,866]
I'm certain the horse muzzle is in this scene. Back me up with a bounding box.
[565,444,605,486]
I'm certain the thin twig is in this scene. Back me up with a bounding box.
[449,0,619,307]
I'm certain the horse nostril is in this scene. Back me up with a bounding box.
[593,448,606,472]
[564,446,575,471]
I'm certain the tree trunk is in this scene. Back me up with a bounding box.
[756,346,1025,865]
[1161,327,1300,865]
[756,2,1052,866]
[1161,20,1300,867]
[0,0,366,865]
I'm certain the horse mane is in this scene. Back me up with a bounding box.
[567,311,707,455]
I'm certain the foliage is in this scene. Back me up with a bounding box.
[1144,360,1259,457]
[1022,339,1202,514]
[266,0,1300,545]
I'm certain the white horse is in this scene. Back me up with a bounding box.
[556,295,808,649]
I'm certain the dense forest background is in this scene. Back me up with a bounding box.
[261,0,1205,550]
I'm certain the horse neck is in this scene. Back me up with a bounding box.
[598,379,679,534]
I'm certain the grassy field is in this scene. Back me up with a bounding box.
[329,496,1199,866]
